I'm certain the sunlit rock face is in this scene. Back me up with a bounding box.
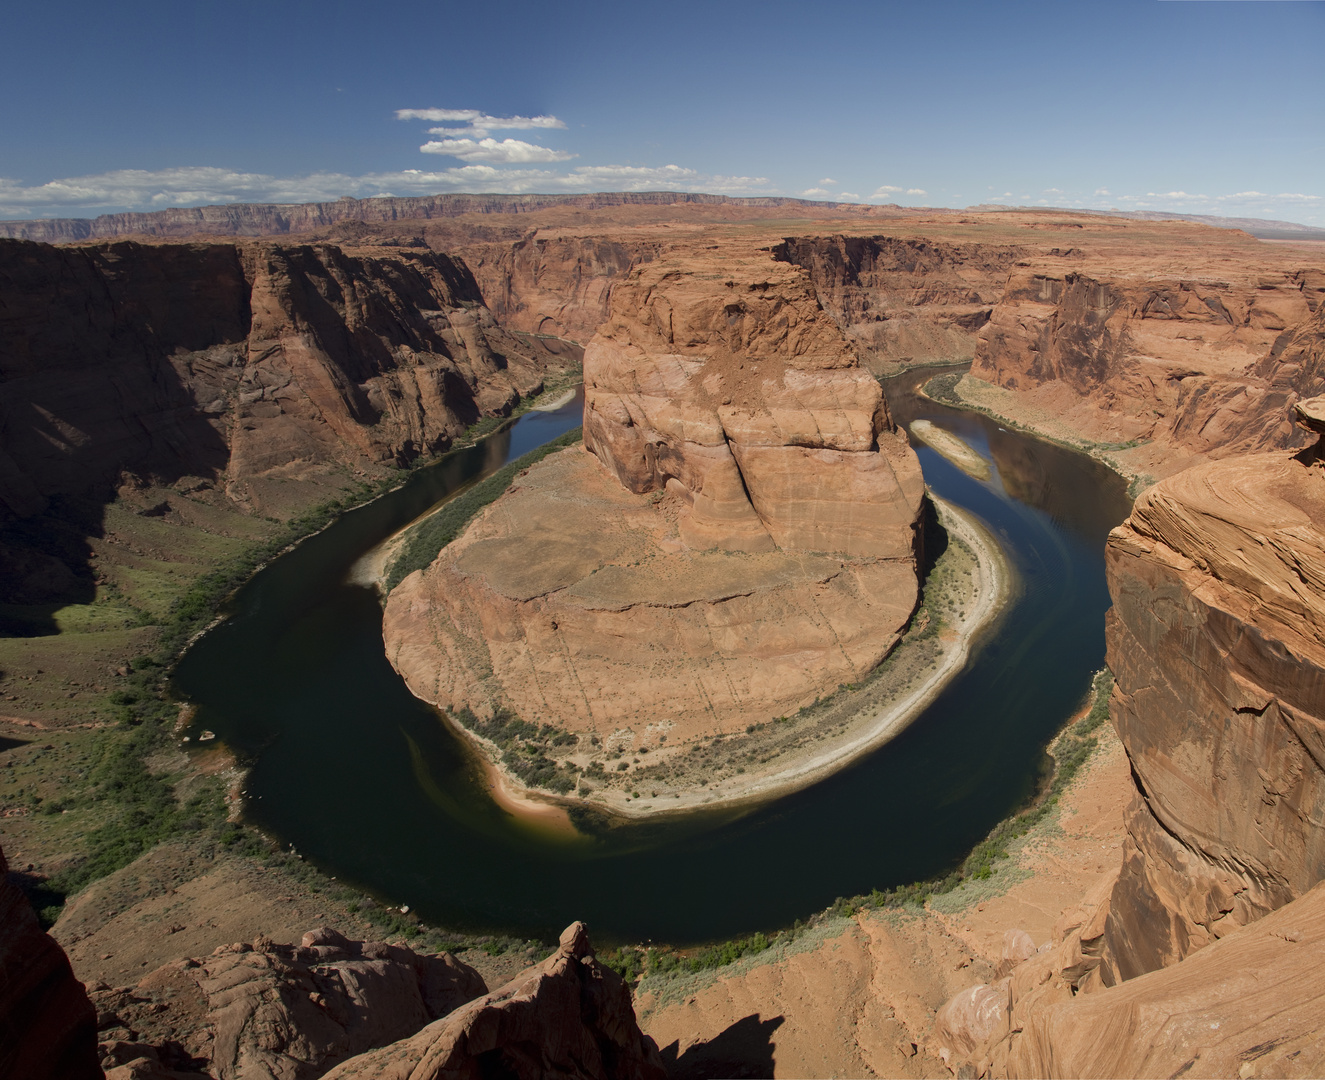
[582,246,926,560]
[383,243,928,745]
[1100,395,1325,979]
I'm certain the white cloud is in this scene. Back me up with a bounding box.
[838,191,860,201]
[0,162,773,218]
[1094,188,1110,196]
[395,108,565,138]
[800,187,831,197]
[818,177,837,186]
[906,188,927,196]
[419,137,574,164]
[872,185,902,196]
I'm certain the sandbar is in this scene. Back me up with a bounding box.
[909,420,992,481]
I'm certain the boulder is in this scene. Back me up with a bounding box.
[323,922,666,1080]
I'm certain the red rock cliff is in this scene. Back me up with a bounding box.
[0,238,576,523]
[1098,396,1325,980]
[0,844,100,1080]
[968,259,1325,476]
[774,234,1023,371]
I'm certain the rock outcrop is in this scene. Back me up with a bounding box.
[774,234,1022,371]
[383,244,926,748]
[582,249,926,559]
[1002,878,1325,1079]
[0,844,100,1080]
[322,922,666,1080]
[89,925,487,1079]
[1097,395,1325,979]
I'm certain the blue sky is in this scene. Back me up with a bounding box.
[2,0,1322,223]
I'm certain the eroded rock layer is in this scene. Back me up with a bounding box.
[0,238,576,524]
[1098,404,1325,979]
[384,245,926,743]
[91,925,486,1078]
[323,922,666,1080]
[967,258,1325,477]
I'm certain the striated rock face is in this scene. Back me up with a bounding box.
[457,235,660,342]
[582,251,926,559]
[1097,400,1325,979]
[0,844,100,1080]
[968,264,1325,476]
[0,238,575,526]
[775,234,1022,371]
[925,400,1325,1078]
[1002,879,1325,1079]
[384,246,926,743]
[322,922,666,1080]
[90,924,487,1079]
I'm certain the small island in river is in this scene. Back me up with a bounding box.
[380,243,1009,818]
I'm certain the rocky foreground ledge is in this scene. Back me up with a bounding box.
[0,840,665,1080]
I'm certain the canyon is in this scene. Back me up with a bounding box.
[1,195,1324,1078]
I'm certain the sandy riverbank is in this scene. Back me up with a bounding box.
[453,495,1011,823]
[909,420,992,481]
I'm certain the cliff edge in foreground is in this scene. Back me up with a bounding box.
[928,397,1325,1078]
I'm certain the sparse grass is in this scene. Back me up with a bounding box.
[384,427,583,591]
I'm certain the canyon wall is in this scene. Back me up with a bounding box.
[384,242,927,747]
[455,235,661,342]
[0,192,889,244]
[0,238,577,603]
[933,400,1325,1077]
[1097,400,1325,980]
[775,235,1023,371]
[967,261,1325,476]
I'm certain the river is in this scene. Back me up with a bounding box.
[171,368,1132,945]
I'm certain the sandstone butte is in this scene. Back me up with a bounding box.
[382,240,928,769]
